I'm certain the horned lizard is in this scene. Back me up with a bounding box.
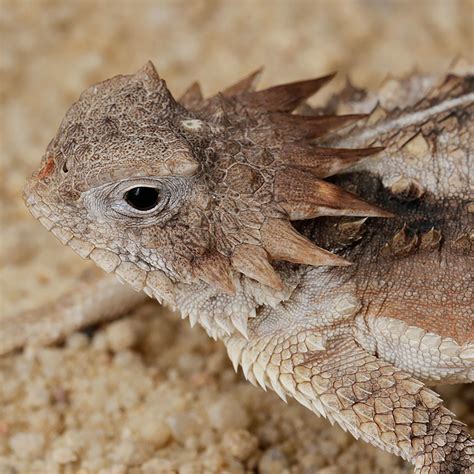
[19,61,473,472]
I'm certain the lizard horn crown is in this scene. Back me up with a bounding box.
[173,61,392,293]
[27,61,392,298]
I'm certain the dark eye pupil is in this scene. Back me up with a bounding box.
[124,187,159,211]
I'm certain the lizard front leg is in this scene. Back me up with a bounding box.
[226,326,473,473]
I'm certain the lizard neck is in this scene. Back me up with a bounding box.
[172,267,302,340]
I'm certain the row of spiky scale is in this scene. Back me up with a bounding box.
[179,68,393,295]
[224,331,467,466]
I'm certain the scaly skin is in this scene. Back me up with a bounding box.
[21,62,473,472]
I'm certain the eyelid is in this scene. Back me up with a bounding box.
[117,179,161,194]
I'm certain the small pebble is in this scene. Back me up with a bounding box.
[179,462,203,474]
[135,418,171,448]
[24,381,50,408]
[51,446,77,464]
[9,432,45,460]
[167,413,200,444]
[98,465,127,474]
[105,318,138,352]
[66,332,89,350]
[207,397,249,432]
[222,429,258,460]
[258,447,290,473]
[177,352,204,373]
[111,440,154,465]
[91,332,109,351]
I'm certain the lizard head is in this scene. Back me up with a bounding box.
[24,61,391,325]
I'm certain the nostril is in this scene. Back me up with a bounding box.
[62,161,69,173]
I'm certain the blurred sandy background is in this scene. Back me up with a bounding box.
[1,1,473,473]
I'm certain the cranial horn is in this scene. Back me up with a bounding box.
[222,68,263,97]
[277,144,384,178]
[193,251,236,295]
[231,244,283,290]
[179,81,203,107]
[261,218,350,267]
[241,73,336,112]
[274,168,393,220]
[269,112,366,140]
[135,61,161,82]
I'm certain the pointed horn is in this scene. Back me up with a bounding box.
[261,218,350,267]
[240,73,336,112]
[222,67,263,97]
[193,252,236,295]
[278,144,384,178]
[269,113,366,140]
[135,61,160,82]
[179,81,203,107]
[231,244,283,290]
[274,168,393,220]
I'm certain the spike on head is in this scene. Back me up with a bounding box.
[274,168,393,220]
[261,218,351,267]
[231,244,284,290]
[193,252,236,295]
[134,60,161,84]
[278,144,385,178]
[179,81,203,107]
[241,73,336,112]
[269,112,367,140]
[222,67,263,97]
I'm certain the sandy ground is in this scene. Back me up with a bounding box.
[0,0,473,473]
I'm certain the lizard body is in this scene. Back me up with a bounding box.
[22,62,473,472]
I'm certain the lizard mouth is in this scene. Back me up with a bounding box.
[23,177,62,233]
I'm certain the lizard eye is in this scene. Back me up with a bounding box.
[124,187,160,211]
